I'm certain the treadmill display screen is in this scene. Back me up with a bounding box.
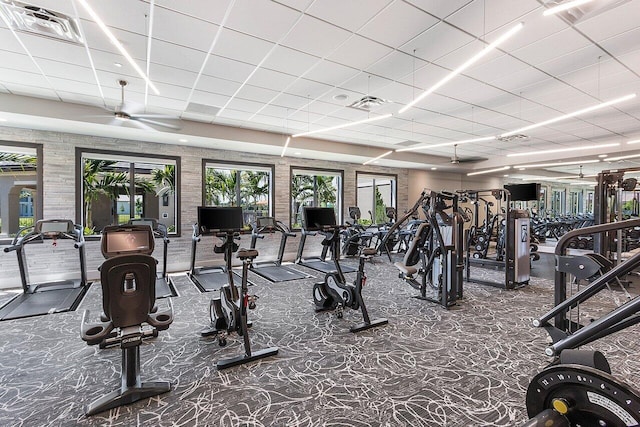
[303,207,336,230]
[257,217,276,228]
[38,220,73,234]
[106,230,151,254]
[198,206,244,234]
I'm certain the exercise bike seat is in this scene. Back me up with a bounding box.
[237,248,258,260]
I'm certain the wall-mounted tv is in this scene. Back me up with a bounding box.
[198,206,244,234]
[303,207,337,231]
[504,183,541,202]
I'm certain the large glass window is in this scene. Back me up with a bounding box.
[203,161,273,225]
[77,150,179,236]
[0,143,42,238]
[356,172,397,224]
[291,167,343,229]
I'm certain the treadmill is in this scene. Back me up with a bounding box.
[128,218,178,298]
[295,207,356,274]
[188,206,253,292]
[249,217,311,282]
[0,219,91,321]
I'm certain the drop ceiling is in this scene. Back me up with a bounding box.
[0,0,639,183]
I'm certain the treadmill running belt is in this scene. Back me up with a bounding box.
[189,269,253,293]
[155,277,178,299]
[0,285,89,321]
[300,260,356,274]
[250,265,310,283]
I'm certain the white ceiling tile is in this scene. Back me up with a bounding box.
[0,68,51,88]
[491,66,551,93]
[373,81,414,105]
[618,49,640,75]
[405,0,473,19]
[148,63,197,87]
[271,92,309,111]
[195,74,242,96]
[0,49,41,73]
[190,90,231,108]
[202,55,255,84]
[446,0,540,38]
[327,35,393,69]
[154,0,234,24]
[261,46,319,76]
[77,0,150,35]
[235,85,280,104]
[285,78,333,100]
[57,92,105,107]
[47,77,102,98]
[80,20,148,60]
[511,28,592,68]
[282,15,351,58]
[575,1,640,42]
[248,68,298,92]
[306,0,392,32]
[0,27,28,54]
[16,31,92,65]
[218,108,253,121]
[466,53,528,83]
[366,51,425,82]
[152,7,220,52]
[1,83,58,100]
[401,22,475,63]
[340,72,392,97]
[304,60,359,87]
[359,1,439,48]
[226,0,302,41]
[226,97,266,114]
[272,0,315,12]
[213,29,275,65]
[599,27,640,58]
[37,59,97,85]
[149,40,206,72]
[435,38,503,71]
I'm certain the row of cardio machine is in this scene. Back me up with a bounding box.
[0,218,175,321]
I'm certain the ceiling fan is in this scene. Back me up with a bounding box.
[450,144,486,164]
[100,80,182,131]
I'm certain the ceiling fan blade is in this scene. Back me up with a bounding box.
[133,116,182,130]
[128,119,157,131]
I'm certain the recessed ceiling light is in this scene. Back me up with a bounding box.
[503,174,509,177]
[179,138,188,143]
[598,154,608,158]
[333,94,348,101]
[431,167,437,170]
[114,62,122,68]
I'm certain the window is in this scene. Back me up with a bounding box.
[0,142,42,238]
[77,149,180,236]
[203,161,273,226]
[356,172,396,224]
[291,167,343,229]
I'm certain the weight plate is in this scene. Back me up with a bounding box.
[526,364,640,427]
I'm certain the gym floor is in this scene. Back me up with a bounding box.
[0,255,638,426]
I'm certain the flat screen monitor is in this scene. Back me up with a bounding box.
[105,230,151,254]
[504,183,541,202]
[303,207,336,231]
[37,220,74,234]
[198,206,244,234]
[257,217,276,228]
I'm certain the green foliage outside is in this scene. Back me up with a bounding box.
[291,174,338,228]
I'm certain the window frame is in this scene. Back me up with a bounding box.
[201,159,275,218]
[0,141,43,243]
[355,171,398,224]
[75,147,181,239]
[290,166,344,230]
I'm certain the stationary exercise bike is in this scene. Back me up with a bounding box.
[306,207,388,333]
[199,207,278,370]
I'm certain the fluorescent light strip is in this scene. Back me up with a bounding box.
[519,159,600,169]
[543,0,594,16]
[292,114,392,138]
[399,22,523,115]
[627,139,640,144]
[144,0,155,107]
[363,151,393,165]
[507,142,620,157]
[467,166,510,176]
[77,0,160,95]
[607,153,640,161]
[396,136,495,152]
[280,136,291,157]
[501,93,636,137]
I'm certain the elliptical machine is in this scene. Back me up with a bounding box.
[199,207,278,370]
[306,207,388,333]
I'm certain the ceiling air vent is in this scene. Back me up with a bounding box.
[496,134,529,143]
[348,95,388,111]
[0,0,83,44]
[544,0,632,24]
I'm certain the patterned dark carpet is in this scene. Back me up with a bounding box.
[0,255,638,427]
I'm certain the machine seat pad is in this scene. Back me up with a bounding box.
[394,262,418,276]
[362,248,377,257]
